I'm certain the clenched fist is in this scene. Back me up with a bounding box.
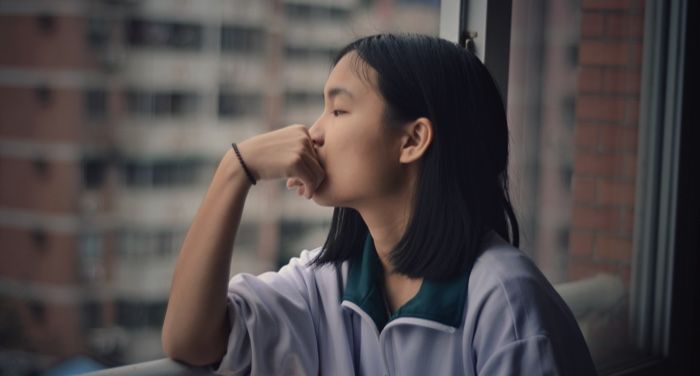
[237,124,325,199]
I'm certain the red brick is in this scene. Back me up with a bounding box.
[605,14,644,38]
[620,207,636,235]
[578,67,603,93]
[597,179,636,206]
[602,68,642,94]
[625,97,640,125]
[574,123,599,149]
[0,86,83,142]
[0,157,80,212]
[571,205,618,230]
[622,154,638,179]
[595,234,633,261]
[629,41,644,66]
[574,151,620,177]
[598,125,638,152]
[581,13,605,37]
[576,95,627,122]
[580,41,633,66]
[0,16,97,69]
[572,176,597,204]
[570,230,595,256]
[0,228,78,285]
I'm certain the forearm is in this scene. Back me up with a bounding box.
[162,149,251,365]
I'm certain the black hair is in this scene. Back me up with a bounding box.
[311,33,519,281]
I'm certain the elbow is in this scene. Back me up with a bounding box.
[162,325,227,367]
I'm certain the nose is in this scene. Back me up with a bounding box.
[308,116,325,147]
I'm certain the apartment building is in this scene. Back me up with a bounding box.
[0,0,439,371]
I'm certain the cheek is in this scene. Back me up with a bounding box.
[320,132,399,200]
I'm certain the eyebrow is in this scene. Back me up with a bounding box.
[326,86,354,100]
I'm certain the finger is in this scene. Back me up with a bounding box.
[298,153,325,198]
[300,150,325,190]
[286,177,302,189]
[289,156,317,199]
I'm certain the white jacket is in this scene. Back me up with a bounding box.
[214,231,596,375]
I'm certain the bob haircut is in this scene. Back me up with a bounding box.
[311,33,519,281]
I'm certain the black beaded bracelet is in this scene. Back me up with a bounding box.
[231,143,257,185]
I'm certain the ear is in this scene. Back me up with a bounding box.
[399,117,433,164]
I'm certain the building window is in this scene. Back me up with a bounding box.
[83,158,107,189]
[81,301,103,330]
[29,301,46,322]
[36,14,56,34]
[125,90,199,117]
[35,85,52,106]
[221,25,264,53]
[116,300,167,329]
[285,90,323,108]
[285,45,337,62]
[79,233,104,282]
[284,4,351,21]
[119,228,184,261]
[125,18,203,50]
[218,92,262,118]
[86,17,111,49]
[123,159,201,187]
[84,89,108,119]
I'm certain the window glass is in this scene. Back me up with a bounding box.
[506,0,646,369]
[126,18,203,50]
[84,88,108,118]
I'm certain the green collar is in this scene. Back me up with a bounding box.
[342,235,469,332]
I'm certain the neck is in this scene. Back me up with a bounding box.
[354,169,423,312]
[359,203,408,274]
[355,168,416,274]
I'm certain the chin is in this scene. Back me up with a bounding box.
[310,180,345,207]
[310,188,335,207]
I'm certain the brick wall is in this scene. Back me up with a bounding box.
[0,15,95,362]
[568,0,645,363]
[569,0,643,284]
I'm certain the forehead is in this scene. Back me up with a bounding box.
[324,52,378,97]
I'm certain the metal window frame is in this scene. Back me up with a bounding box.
[440,0,512,104]
[629,0,686,360]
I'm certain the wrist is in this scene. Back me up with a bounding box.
[231,142,257,185]
[219,149,253,188]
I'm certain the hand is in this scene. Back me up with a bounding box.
[237,124,325,199]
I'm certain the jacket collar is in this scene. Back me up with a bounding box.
[341,235,469,332]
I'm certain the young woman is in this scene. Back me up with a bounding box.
[162,34,596,375]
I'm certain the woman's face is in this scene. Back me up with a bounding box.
[309,52,407,208]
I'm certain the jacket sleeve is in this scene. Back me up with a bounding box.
[213,249,320,376]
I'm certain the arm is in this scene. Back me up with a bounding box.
[161,125,324,366]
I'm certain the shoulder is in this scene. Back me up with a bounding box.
[466,232,576,339]
[464,232,595,374]
[229,246,343,302]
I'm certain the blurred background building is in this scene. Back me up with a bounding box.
[0,0,440,373]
